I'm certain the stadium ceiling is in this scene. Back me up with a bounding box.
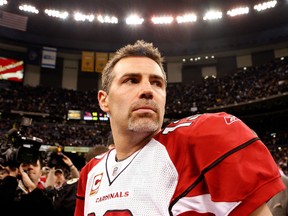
[1,0,288,56]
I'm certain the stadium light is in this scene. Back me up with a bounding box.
[203,10,222,21]
[0,0,7,6]
[227,7,249,17]
[10,0,281,26]
[19,4,39,14]
[125,15,144,25]
[97,15,118,24]
[254,0,277,11]
[176,13,197,23]
[74,12,94,22]
[151,16,174,24]
[45,9,69,19]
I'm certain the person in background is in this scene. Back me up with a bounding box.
[106,132,115,150]
[75,40,285,215]
[0,158,54,216]
[45,153,79,216]
[40,166,50,183]
[267,168,288,216]
[0,164,9,183]
[85,145,109,164]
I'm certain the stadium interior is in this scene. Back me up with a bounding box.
[0,0,288,170]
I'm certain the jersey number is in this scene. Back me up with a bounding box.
[162,114,201,135]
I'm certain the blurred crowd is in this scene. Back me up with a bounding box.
[0,117,111,147]
[0,57,287,172]
[166,57,288,115]
[0,58,287,119]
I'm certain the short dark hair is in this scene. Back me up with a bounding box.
[101,40,166,93]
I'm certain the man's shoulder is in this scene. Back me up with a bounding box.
[154,111,254,150]
[159,112,232,135]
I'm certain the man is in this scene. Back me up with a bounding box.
[0,159,54,216]
[45,153,79,216]
[75,40,285,215]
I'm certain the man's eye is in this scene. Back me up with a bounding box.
[124,78,138,84]
[152,80,163,87]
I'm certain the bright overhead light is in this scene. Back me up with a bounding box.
[126,15,144,25]
[45,9,69,19]
[151,16,173,24]
[8,1,280,25]
[97,15,118,24]
[74,12,94,22]
[176,13,197,23]
[0,0,7,6]
[227,7,249,17]
[254,0,277,11]
[203,10,222,21]
[19,4,39,14]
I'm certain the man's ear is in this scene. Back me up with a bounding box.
[98,90,109,112]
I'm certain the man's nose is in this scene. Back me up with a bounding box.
[139,81,153,99]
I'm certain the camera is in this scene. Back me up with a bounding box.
[46,146,66,168]
[0,117,43,167]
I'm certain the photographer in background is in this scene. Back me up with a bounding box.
[0,117,54,216]
[0,158,54,216]
[45,153,79,216]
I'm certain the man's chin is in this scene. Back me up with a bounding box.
[128,118,159,133]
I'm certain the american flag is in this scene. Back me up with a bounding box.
[0,10,28,31]
[0,57,24,82]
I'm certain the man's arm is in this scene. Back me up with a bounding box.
[250,203,272,216]
[62,154,80,178]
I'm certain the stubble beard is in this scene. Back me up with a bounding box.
[128,113,160,133]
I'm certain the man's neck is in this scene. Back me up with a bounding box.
[113,131,156,161]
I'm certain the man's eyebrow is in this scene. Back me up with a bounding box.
[120,73,164,81]
[150,74,165,81]
[120,73,140,78]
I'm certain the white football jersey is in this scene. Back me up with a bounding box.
[75,113,285,216]
[85,139,178,215]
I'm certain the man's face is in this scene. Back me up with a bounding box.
[55,172,66,187]
[22,159,42,182]
[99,57,166,134]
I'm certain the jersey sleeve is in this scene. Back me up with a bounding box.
[74,158,100,216]
[74,164,88,216]
[205,139,284,215]
[156,112,285,215]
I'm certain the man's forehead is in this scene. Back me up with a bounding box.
[113,57,164,77]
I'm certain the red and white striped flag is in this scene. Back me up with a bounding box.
[0,57,24,82]
[0,10,28,31]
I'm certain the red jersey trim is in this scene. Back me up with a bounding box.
[169,137,260,214]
